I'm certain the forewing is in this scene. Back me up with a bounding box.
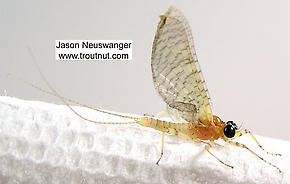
[151,6,213,122]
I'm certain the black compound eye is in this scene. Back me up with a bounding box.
[224,124,236,138]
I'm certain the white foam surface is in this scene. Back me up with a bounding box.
[0,96,289,184]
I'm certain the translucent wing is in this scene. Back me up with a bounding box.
[151,6,213,123]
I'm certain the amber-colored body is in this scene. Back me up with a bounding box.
[17,6,281,173]
[138,115,226,141]
[17,71,282,172]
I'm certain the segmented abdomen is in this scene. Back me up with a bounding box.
[138,117,194,140]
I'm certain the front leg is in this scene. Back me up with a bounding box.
[225,140,281,173]
[236,129,281,156]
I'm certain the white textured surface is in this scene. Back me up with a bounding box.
[0,96,289,184]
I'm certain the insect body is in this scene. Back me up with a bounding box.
[19,6,281,173]
[136,6,280,172]
[139,115,225,141]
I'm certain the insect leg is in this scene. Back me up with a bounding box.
[156,132,165,165]
[155,110,167,117]
[198,140,226,148]
[226,140,282,173]
[237,129,281,156]
[144,110,167,118]
[205,141,233,168]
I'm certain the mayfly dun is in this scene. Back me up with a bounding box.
[13,6,281,172]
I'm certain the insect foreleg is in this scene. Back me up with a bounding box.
[205,141,233,168]
[225,140,282,173]
[156,132,165,165]
[237,129,281,156]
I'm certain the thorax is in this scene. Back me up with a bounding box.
[187,115,225,141]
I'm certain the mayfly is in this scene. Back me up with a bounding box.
[14,6,281,172]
